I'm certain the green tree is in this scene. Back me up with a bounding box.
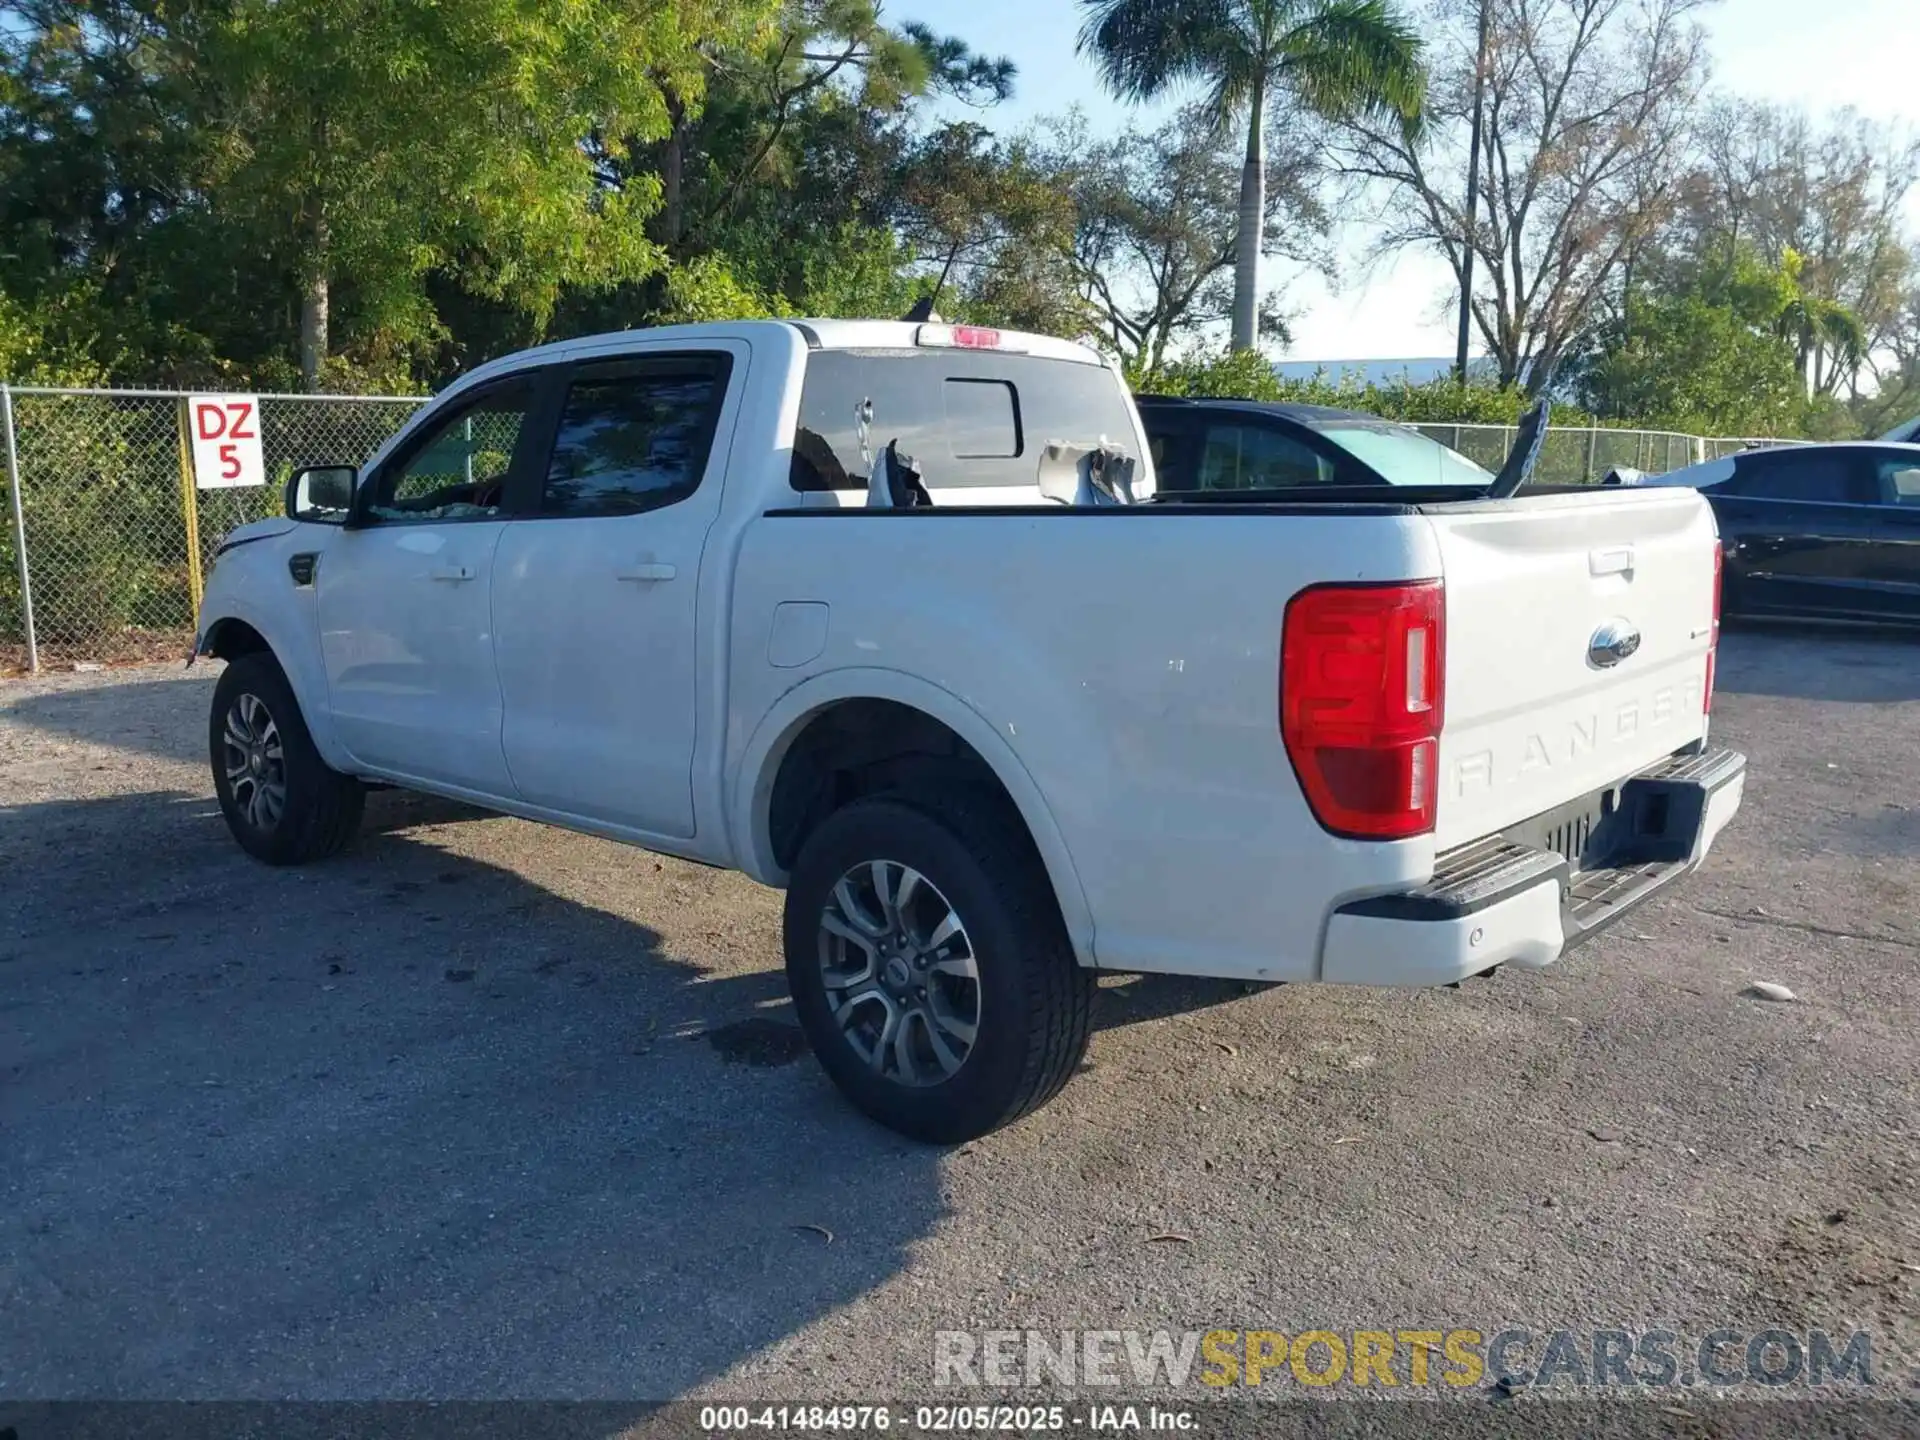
[563,1,1011,334]
[0,0,775,387]
[199,0,764,387]
[1682,101,1919,401]
[1040,104,1327,369]
[1077,0,1423,352]
[896,122,1077,317]
[661,0,1012,246]
[1571,247,1820,436]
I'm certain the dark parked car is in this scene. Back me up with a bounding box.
[1136,397,1494,491]
[1637,442,1920,626]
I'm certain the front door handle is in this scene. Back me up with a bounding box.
[430,562,476,583]
[616,561,678,583]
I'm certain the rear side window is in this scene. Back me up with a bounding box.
[1873,454,1920,505]
[790,350,1135,491]
[540,358,727,518]
[1313,424,1493,487]
[1196,424,1333,489]
[1726,452,1873,504]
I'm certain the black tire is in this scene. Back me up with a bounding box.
[783,789,1094,1143]
[209,653,365,865]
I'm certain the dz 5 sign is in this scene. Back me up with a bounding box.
[188,394,266,489]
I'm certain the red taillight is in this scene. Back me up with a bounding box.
[1705,541,1724,714]
[1281,580,1445,840]
[915,323,1021,351]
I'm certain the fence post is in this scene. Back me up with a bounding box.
[174,396,205,620]
[1585,426,1599,484]
[2,384,38,672]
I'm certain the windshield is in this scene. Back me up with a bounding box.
[1313,425,1495,487]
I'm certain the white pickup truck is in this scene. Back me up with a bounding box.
[193,319,1746,1141]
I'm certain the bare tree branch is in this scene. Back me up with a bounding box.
[1326,0,1712,388]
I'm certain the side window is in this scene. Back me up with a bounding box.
[1872,455,1920,506]
[1196,424,1335,490]
[539,361,726,518]
[1730,453,1872,504]
[367,383,532,523]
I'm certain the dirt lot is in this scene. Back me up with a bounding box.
[2,629,1917,1409]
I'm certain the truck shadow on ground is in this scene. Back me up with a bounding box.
[0,785,945,1400]
[1,768,1258,1402]
[1,672,1282,1045]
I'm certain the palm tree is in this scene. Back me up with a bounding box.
[1779,296,1867,398]
[1079,0,1426,352]
[1773,248,1868,398]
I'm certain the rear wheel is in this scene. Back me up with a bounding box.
[783,790,1093,1143]
[210,653,364,864]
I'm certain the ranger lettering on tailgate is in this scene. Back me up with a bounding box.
[1451,676,1703,799]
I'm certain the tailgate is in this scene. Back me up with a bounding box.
[1427,488,1719,850]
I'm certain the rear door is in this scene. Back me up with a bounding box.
[491,347,741,839]
[1865,451,1920,622]
[1424,487,1718,849]
[1707,449,1881,618]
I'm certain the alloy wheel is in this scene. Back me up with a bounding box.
[817,859,981,1087]
[221,692,287,832]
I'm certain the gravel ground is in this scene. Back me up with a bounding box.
[1,628,1916,1413]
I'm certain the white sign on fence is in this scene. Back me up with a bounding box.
[187,394,266,489]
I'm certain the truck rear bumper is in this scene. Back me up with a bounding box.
[1320,746,1747,988]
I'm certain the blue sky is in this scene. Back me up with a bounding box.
[904,0,1920,362]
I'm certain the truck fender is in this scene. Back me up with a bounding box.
[197,601,347,772]
[729,666,1099,968]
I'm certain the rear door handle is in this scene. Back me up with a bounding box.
[616,561,678,583]
[430,562,476,583]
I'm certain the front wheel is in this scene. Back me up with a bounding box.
[210,653,365,865]
[783,791,1093,1143]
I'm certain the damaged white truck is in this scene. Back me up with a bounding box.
[192,319,1747,1141]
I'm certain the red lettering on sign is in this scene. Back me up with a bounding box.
[227,400,257,440]
[195,403,228,441]
[219,443,242,480]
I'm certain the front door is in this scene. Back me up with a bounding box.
[317,377,540,794]
[492,348,740,838]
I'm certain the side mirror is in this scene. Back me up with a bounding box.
[286,464,356,523]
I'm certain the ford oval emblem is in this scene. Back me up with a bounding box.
[1588,619,1642,669]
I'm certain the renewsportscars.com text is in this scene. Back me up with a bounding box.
[933,1327,1876,1391]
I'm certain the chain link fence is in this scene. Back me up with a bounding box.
[1,386,423,672]
[1409,423,1796,482]
[0,383,1801,672]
